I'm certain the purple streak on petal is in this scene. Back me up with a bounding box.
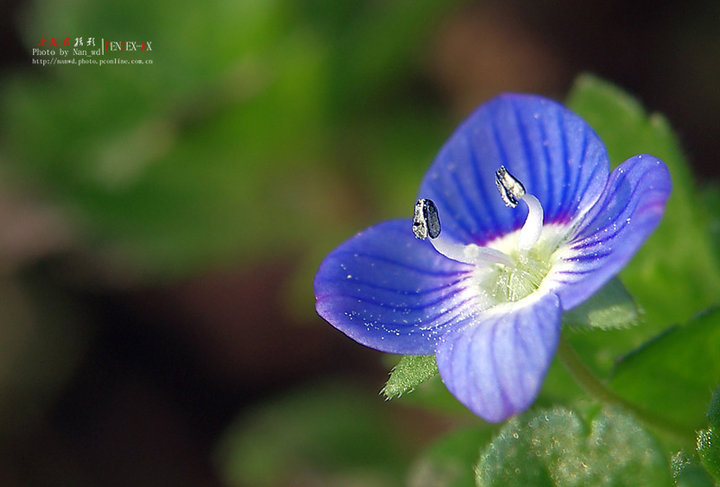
[435,293,561,423]
[563,250,613,262]
[419,94,609,246]
[551,154,671,310]
[535,110,556,211]
[555,108,571,211]
[505,99,547,209]
[314,219,477,355]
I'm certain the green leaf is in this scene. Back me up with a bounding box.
[475,407,672,487]
[568,75,720,329]
[708,382,720,428]
[610,308,720,433]
[561,278,642,330]
[382,354,438,399]
[672,451,717,487]
[697,428,720,482]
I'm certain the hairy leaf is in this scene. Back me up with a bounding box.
[383,354,438,399]
[476,407,671,487]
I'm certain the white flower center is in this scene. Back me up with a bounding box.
[475,222,566,304]
[413,167,566,305]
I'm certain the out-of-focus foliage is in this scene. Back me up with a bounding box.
[214,383,411,487]
[1,0,459,278]
[407,426,492,487]
[475,407,672,487]
[0,277,88,434]
[1,1,470,483]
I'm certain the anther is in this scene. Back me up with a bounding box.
[413,198,441,240]
[495,166,526,208]
[494,166,544,251]
[412,198,513,266]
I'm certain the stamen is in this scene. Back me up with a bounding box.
[494,166,544,250]
[495,166,525,207]
[412,198,512,266]
[517,194,543,251]
[413,198,441,240]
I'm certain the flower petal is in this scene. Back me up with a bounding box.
[314,219,478,354]
[419,94,609,246]
[551,154,671,310]
[435,292,561,423]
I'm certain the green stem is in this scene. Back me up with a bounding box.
[556,334,689,444]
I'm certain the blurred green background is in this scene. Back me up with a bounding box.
[0,0,718,485]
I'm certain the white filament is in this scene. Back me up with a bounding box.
[430,236,513,266]
[517,194,544,251]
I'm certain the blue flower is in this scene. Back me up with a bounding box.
[314,94,671,422]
